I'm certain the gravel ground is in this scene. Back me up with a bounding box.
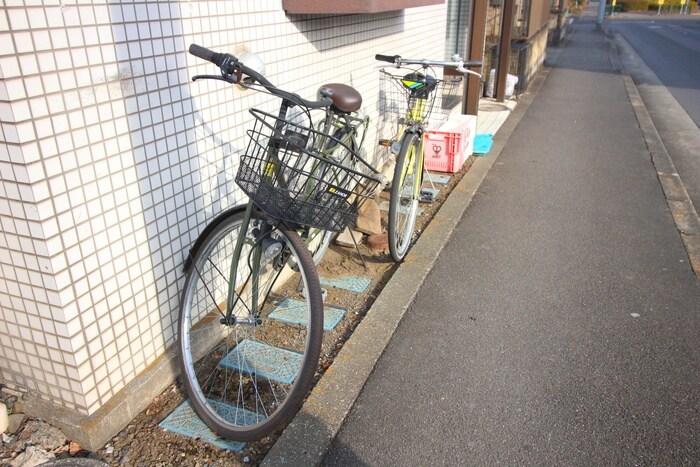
[1,161,471,467]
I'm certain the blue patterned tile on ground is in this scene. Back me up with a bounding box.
[378,201,424,216]
[268,298,346,331]
[424,173,451,184]
[218,339,303,384]
[159,400,245,451]
[319,276,371,293]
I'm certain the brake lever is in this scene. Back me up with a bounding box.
[192,74,238,83]
[456,66,482,78]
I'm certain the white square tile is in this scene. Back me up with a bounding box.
[29,97,49,118]
[0,33,17,56]
[15,122,36,144]
[70,48,88,68]
[50,29,69,50]
[22,75,43,98]
[10,100,30,122]
[27,8,48,29]
[32,30,52,52]
[0,56,21,80]
[0,102,12,121]
[83,27,99,47]
[7,9,30,30]
[0,10,8,33]
[2,124,18,143]
[93,5,110,24]
[78,5,96,25]
[61,5,81,27]
[13,31,34,55]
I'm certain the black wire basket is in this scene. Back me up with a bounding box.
[236,108,382,232]
[379,68,462,128]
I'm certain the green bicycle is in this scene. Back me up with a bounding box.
[179,44,381,441]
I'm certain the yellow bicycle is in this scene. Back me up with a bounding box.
[376,54,482,261]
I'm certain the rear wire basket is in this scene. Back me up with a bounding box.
[236,108,382,232]
[379,68,463,130]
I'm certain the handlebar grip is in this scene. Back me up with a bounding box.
[375,54,399,63]
[463,61,483,68]
[189,43,225,67]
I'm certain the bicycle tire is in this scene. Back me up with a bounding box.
[388,131,422,262]
[178,209,323,441]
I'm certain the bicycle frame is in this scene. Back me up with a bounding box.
[393,122,426,201]
[316,110,369,163]
[225,99,297,318]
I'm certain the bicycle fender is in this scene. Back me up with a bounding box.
[182,205,248,273]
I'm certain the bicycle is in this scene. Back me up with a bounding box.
[375,54,482,262]
[179,44,381,441]
[308,83,374,262]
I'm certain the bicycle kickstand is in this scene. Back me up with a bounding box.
[348,229,368,270]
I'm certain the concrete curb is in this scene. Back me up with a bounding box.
[609,33,700,278]
[261,62,553,467]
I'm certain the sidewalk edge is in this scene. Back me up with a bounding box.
[261,66,552,467]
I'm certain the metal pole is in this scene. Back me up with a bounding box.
[495,0,515,102]
[555,0,567,45]
[463,0,487,115]
[597,0,606,25]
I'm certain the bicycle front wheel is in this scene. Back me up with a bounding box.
[178,209,324,441]
[388,131,422,262]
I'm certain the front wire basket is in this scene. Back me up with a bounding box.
[379,68,463,129]
[236,108,382,232]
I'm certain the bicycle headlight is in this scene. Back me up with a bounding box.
[238,51,266,77]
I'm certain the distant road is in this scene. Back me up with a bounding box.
[610,17,700,126]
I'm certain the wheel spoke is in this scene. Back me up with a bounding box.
[178,213,323,441]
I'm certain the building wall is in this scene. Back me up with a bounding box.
[528,0,552,38]
[0,0,448,417]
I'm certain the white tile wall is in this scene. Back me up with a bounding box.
[0,0,448,415]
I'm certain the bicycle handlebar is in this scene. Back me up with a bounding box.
[375,53,483,77]
[189,43,227,68]
[189,44,332,109]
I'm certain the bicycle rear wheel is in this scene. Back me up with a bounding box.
[304,127,359,265]
[178,209,323,441]
[307,227,333,265]
[388,131,422,262]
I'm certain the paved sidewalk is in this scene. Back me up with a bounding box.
[266,4,700,465]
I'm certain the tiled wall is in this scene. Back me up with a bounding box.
[0,0,448,416]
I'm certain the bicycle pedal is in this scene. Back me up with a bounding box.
[378,139,393,147]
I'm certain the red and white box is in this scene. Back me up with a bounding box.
[423,115,477,173]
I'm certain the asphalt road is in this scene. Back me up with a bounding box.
[322,13,700,466]
[609,17,700,126]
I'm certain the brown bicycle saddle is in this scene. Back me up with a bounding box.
[317,83,362,113]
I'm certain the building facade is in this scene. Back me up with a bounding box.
[1,0,457,447]
[1,0,553,448]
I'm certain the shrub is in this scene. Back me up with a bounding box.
[618,0,651,11]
